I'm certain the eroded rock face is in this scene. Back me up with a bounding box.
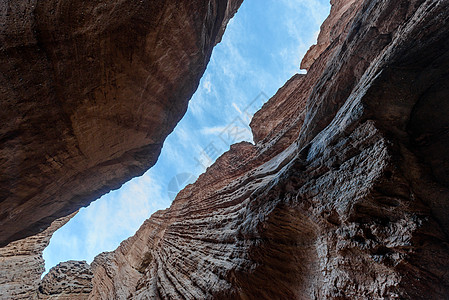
[0,213,75,300]
[0,0,243,247]
[3,0,449,299]
[86,0,449,299]
[300,0,362,71]
[38,261,93,300]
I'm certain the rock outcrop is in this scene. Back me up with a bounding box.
[300,0,362,71]
[86,0,449,299]
[0,213,75,300]
[0,0,243,247]
[38,261,93,300]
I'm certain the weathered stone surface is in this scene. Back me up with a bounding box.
[38,260,93,300]
[0,213,75,300]
[86,0,449,299]
[0,0,243,247]
[3,0,449,299]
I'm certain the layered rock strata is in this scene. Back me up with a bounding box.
[0,0,242,247]
[300,0,362,71]
[38,261,93,300]
[87,0,449,298]
[0,213,75,300]
[2,0,449,299]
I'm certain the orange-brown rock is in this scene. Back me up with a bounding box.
[300,0,362,71]
[86,0,449,298]
[0,0,243,247]
[38,260,93,300]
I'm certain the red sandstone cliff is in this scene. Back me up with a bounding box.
[0,0,242,247]
[86,0,449,298]
[2,0,449,299]
[0,213,76,299]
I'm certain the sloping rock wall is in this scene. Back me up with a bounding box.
[0,0,242,247]
[2,0,449,299]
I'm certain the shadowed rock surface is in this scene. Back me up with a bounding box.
[2,0,449,299]
[0,0,243,247]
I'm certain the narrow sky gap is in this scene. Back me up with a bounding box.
[43,0,330,274]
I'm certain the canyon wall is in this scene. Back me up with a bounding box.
[0,0,242,247]
[0,213,76,299]
[87,0,449,298]
[2,0,449,299]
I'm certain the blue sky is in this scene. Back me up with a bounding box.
[43,0,330,273]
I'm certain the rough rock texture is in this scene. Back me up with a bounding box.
[0,0,243,247]
[38,261,93,300]
[85,0,449,299]
[0,213,75,300]
[300,0,362,71]
[3,0,449,299]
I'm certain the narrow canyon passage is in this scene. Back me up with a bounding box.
[1,0,449,299]
[42,0,330,275]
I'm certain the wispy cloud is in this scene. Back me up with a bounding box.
[44,171,169,271]
[203,78,212,93]
[44,0,331,274]
[232,102,243,115]
[200,126,228,136]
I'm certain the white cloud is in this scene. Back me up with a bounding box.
[79,172,169,262]
[232,102,243,115]
[43,170,170,272]
[203,79,212,93]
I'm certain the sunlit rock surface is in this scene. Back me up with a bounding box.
[0,0,243,247]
